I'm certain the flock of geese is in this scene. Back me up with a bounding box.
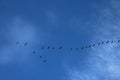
[16,41,46,63]
[16,40,120,63]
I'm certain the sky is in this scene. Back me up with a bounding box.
[1,0,120,80]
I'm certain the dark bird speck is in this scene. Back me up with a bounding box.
[88,45,91,48]
[16,41,19,45]
[111,41,114,43]
[106,41,109,44]
[98,43,100,45]
[70,48,72,51]
[81,47,84,50]
[25,42,27,46]
[52,47,55,50]
[59,46,62,50]
[41,47,44,50]
[47,46,50,49]
[85,46,88,48]
[33,51,36,54]
[76,48,78,51]
[39,55,42,58]
[118,40,120,43]
[43,60,46,63]
[101,42,104,44]
[92,44,95,47]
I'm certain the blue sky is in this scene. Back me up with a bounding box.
[1,0,120,80]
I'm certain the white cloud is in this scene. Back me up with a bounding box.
[0,16,44,65]
[64,0,120,80]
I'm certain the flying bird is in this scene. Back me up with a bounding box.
[41,47,44,50]
[106,41,109,44]
[39,55,42,58]
[33,51,36,54]
[101,42,104,44]
[24,42,27,46]
[85,46,88,48]
[43,60,46,63]
[52,47,55,50]
[81,47,84,50]
[88,45,91,48]
[16,41,19,45]
[76,48,78,51]
[111,41,114,43]
[70,48,72,51]
[92,44,95,47]
[59,46,62,50]
[47,46,50,49]
[118,40,120,43]
[98,42,100,45]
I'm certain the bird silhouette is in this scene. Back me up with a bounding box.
[24,42,27,46]
[39,55,42,58]
[76,48,78,51]
[106,41,109,44]
[52,47,55,50]
[16,41,19,45]
[41,47,44,50]
[70,48,72,51]
[81,47,84,50]
[101,42,104,44]
[98,42,100,45]
[92,44,95,47]
[59,46,62,50]
[118,40,120,43]
[33,51,36,54]
[88,45,91,48]
[85,46,88,48]
[43,60,46,63]
[111,41,114,43]
[47,46,50,49]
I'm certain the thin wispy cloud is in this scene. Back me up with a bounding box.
[0,16,41,65]
[64,0,120,80]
